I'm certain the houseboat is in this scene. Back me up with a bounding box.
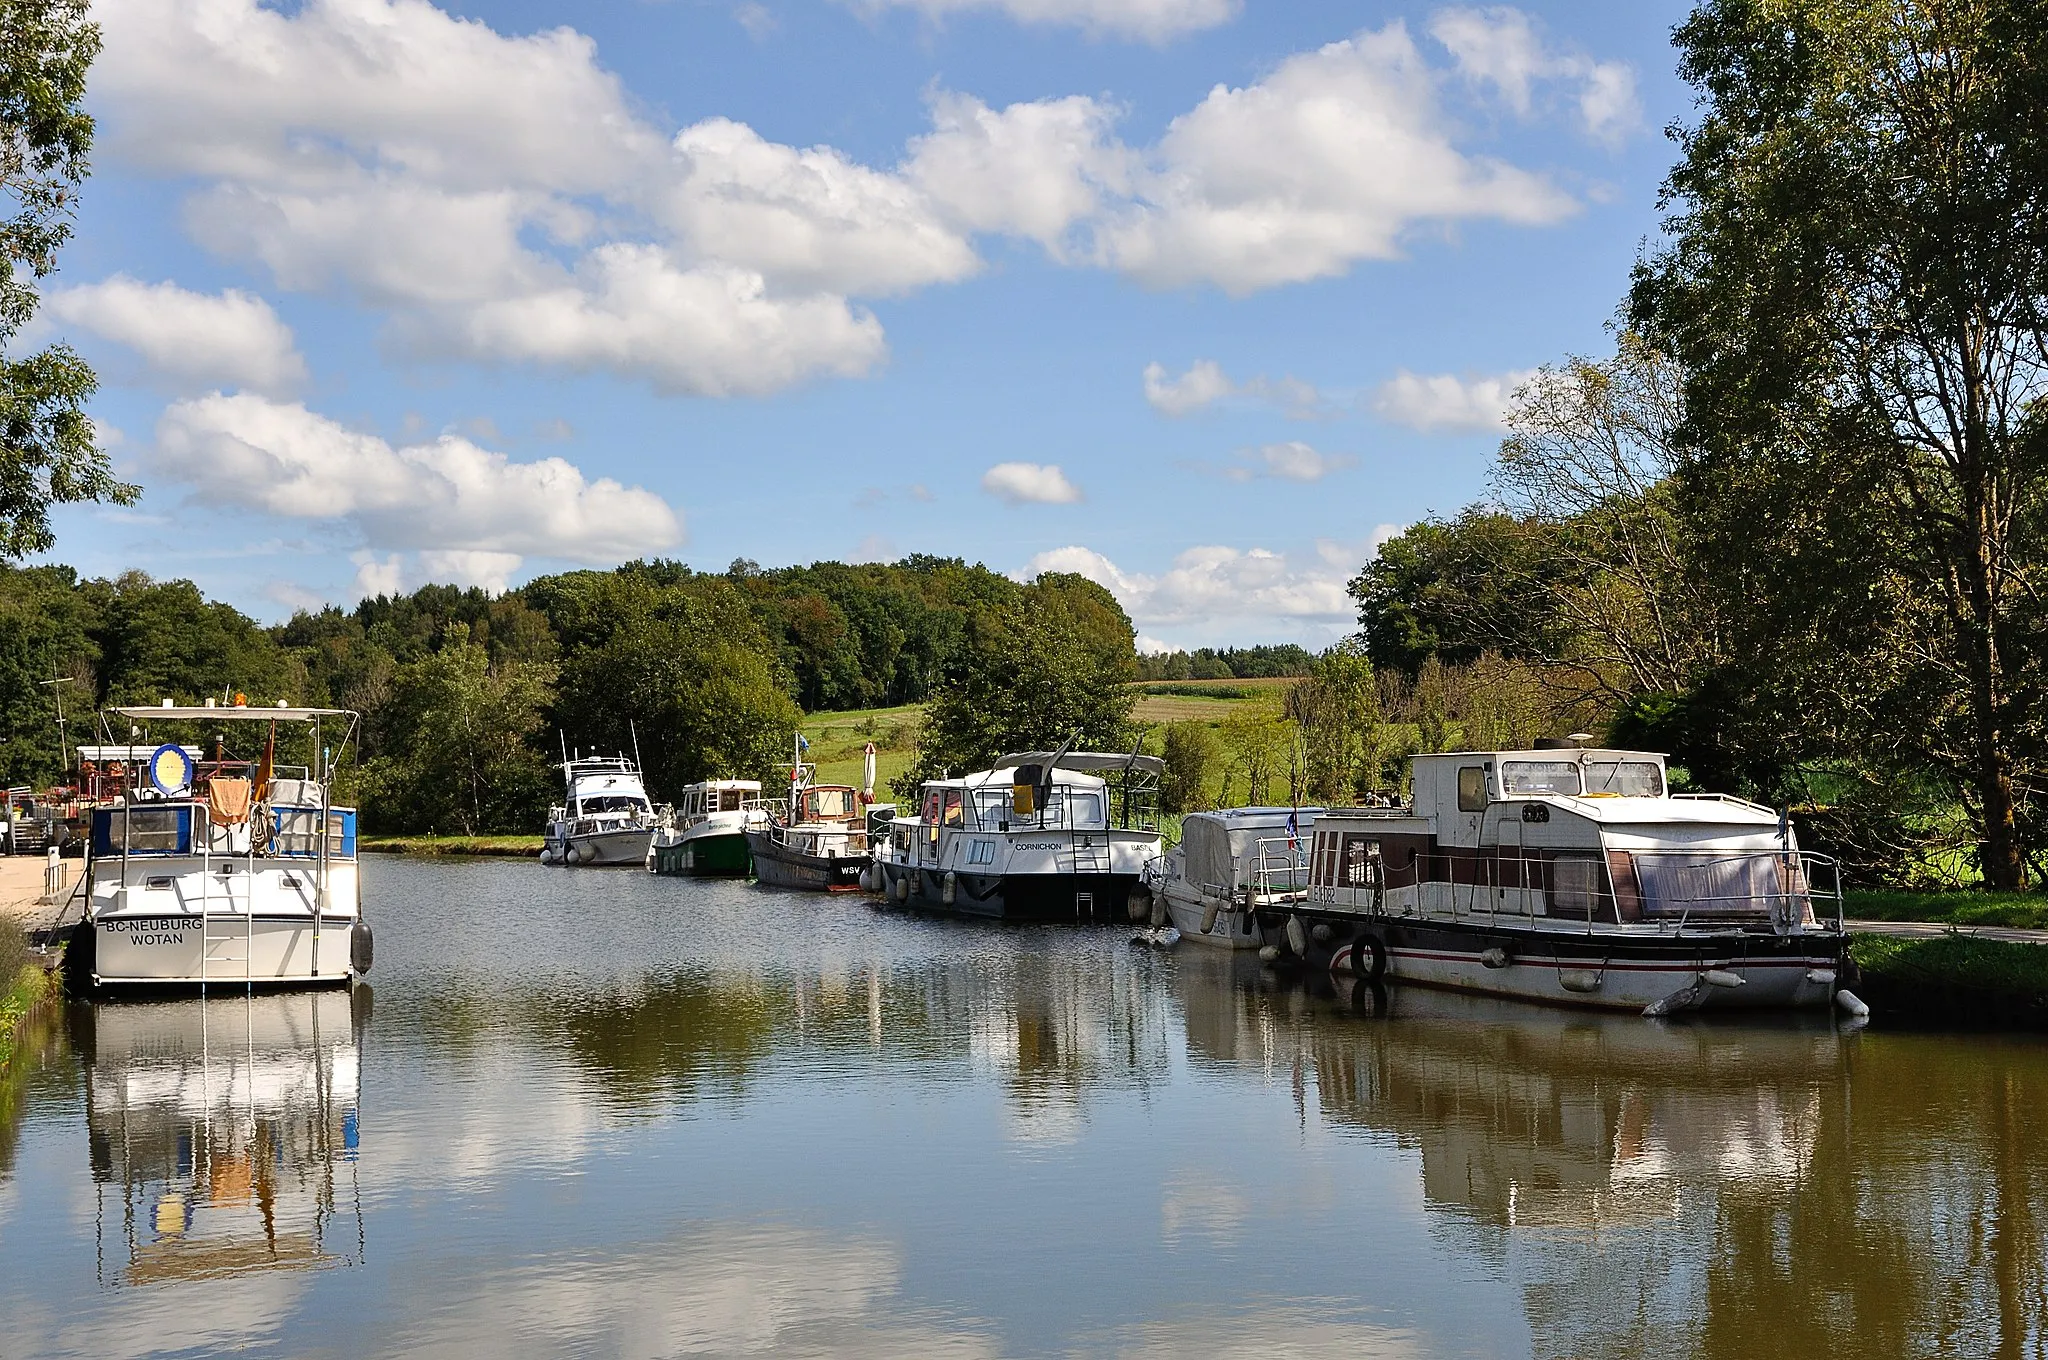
[746,779,876,891]
[870,751,1164,922]
[649,779,767,876]
[69,704,370,991]
[1268,743,1859,1016]
[541,754,657,866]
[1148,805,1322,945]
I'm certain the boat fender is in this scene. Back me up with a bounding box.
[563,845,580,865]
[1150,892,1167,928]
[893,872,910,903]
[1355,934,1388,981]
[1835,989,1870,1019]
[1702,968,1746,989]
[350,919,374,976]
[1258,944,1282,963]
[1200,897,1220,935]
[1125,886,1152,923]
[1310,922,1332,945]
[942,871,957,907]
[1557,968,1602,994]
[1480,947,1512,970]
[1285,914,1307,958]
[1805,968,1837,986]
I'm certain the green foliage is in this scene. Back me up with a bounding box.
[1137,644,1313,680]
[358,624,556,835]
[0,0,134,556]
[898,576,1138,794]
[1288,646,1382,803]
[1160,720,1221,813]
[1348,511,1564,678]
[1218,693,1292,806]
[95,571,296,708]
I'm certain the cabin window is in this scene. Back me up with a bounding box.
[943,791,964,826]
[1341,835,1377,888]
[1552,856,1602,914]
[811,788,855,819]
[582,795,647,815]
[1055,791,1105,829]
[1499,761,1582,797]
[974,790,1012,828]
[1583,760,1663,797]
[720,790,744,812]
[1457,767,1488,812]
[1313,830,1340,887]
[967,838,996,865]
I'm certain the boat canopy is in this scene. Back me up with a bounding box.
[110,705,356,722]
[996,751,1165,776]
[1180,807,1321,891]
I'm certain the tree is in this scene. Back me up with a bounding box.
[1630,0,2048,886]
[1287,646,1382,804]
[0,0,133,555]
[359,624,556,835]
[1219,693,1291,806]
[1347,510,1566,677]
[1159,720,1220,813]
[899,579,1137,793]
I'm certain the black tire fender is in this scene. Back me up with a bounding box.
[1355,932,1388,981]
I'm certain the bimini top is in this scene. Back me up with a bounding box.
[110,705,356,722]
[997,751,1166,776]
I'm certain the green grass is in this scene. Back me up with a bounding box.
[360,833,543,857]
[1851,933,2048,1028]
[0,917,51,1074]
[801,704,923,797]
[1844,888,2048,930]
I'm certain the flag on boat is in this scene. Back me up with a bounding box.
[798,734,810,752]
[1286,810,1299,849]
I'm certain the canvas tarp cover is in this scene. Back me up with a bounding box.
[1180,810,1306,892]
[1633,851,1796,917]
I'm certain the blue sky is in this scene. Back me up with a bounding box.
[36,0,1693,650]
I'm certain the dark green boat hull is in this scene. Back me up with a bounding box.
[651,831,753,877]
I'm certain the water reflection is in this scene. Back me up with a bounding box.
[77,989,365,1288]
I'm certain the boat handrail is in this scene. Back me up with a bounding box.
[1669,792,1779,816]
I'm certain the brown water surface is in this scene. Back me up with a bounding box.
[0,857,2041,1357]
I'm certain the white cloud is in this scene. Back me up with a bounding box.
[907,92,1129,247]
[982,461,1083,505]
[351,552,404,599]
[442,248,886,397]
[664,117,979,296]
[1245,441,1351,482]
[1429,6,1641,144]
[853,0,1237,42]
[45,276,307,395]
[1143,358,1328,417]
[1143,359,1233,416]
[1023,538,1378,644]
[1372,367,1535,432]
[1096,23,1578,292]
[153,394,683,574]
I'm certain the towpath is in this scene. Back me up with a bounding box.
[1848,918,2048,946]
[0,855,84,945]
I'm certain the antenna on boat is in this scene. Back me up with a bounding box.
[630,719,645,779]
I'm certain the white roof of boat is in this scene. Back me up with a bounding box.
[927,765,1108,790]
[1182,806,1322,829]
[689,779,761,789]
[1549,794,1780,826]
[110,705,354,721]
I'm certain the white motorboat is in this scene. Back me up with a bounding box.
[71,703,370,990]
[649,779,768,876]
[1263,741,1859,1016]
[542,754,656,866]
[870,750,1164,922]
[1147,805,1322,947]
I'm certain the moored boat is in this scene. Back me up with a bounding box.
[1148,805,1322,946]
[70,703,370,991]
[542,754,656,866]
[649,779,767,875]
[1259,741,1858,1016]
[870,751,1164,922]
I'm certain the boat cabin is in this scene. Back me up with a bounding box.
[677,779,762,820]
[1307,746,1837,929]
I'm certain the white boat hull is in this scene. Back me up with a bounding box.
[1160,884,1264,949]
[90,913,358,987]
[550,826,654,866]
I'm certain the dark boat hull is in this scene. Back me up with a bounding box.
[877,862,1141,923]
[745,829,867,892]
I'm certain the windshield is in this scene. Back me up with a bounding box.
[1584,759,1664,797]
[580,795,646,815]
[1499,761,1582,796]
[808,787,855,819]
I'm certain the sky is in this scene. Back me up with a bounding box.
[33,0,1696,652]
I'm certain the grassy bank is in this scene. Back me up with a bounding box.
[1844,888,2048,930]
[1851,933,2048,1029]
[360,834,543,857]
[0,921,51,1075]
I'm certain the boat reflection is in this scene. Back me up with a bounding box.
[77,988,367,1287]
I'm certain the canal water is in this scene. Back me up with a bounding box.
[1,858,2044,1358]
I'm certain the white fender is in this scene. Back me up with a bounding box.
[1285,914,1307,957]
[1200,897,1220,935]
[942,871,957,906]
[1836,989,1870,1018]
[1702,968,1746,989]
[1258,944,1281,963]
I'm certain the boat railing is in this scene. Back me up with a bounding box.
[1669,792,1780,817]
[1247,835,1311,904]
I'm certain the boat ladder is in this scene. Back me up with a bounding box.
[1070,834,1111,875]
[198,854,255,989]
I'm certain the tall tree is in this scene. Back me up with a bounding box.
[0,0,132,554]
[1631,0,2048,886]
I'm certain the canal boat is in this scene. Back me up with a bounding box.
[745,779,875,891]
[1271,742,1858,1016]
[69,703,370,991]
[541,754,657,866]
[649,779,767,876]
[1147,805,1323,946]
[870,751,1165,922]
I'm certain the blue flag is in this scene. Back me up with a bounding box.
[798,734,810,752]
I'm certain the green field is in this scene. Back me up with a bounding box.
[799,704,924,799]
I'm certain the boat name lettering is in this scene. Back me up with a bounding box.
[1012,841,1062,851]
[104,917,188,945]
